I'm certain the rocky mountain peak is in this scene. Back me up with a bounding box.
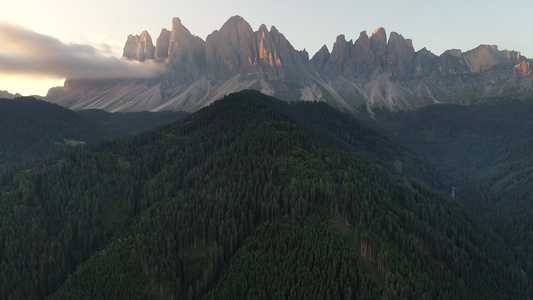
[431,49,469,75]
[256,24,283,71]
[350,31,375,78]
[444,49,463,57]
[123,34,139,60]
[388,32,413,49]
[169,17,193,43]
[219,15,254,37]
[51,16,533,113]
[155,28,171,60]
[258,22,309,80]
[413,47,438,76]
[258,23,268,33]
[321,35,353,76]
[140,31,155,60]
[310,45,330,71]
[332,35,351,53]
[356,30,369,42]
[386,32,415,76]
[205,15,256,79]
[353,31,371,57]
[369,27,387,73]
[370,28,387,45]
[463,44,525,73]
[204,16,308,81]
[166,17,206,78]
[123,30,155,62]
[171,17,184,31]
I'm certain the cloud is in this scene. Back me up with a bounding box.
[83,33,125,56]
[0,22,164,79]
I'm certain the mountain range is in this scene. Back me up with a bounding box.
[0,90,22,99]
[45,16,533,113]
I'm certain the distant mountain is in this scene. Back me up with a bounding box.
[0,97,188,165]
[0,90,21,99]
[2,90,529,299]
[46,15,533,113]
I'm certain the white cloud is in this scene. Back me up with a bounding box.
[83,33,125,57]
[0,22,164,80]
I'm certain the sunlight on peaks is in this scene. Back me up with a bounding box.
[0,75,64,97]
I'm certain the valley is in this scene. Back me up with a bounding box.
[1,90,531,298]
[2,14,533,299]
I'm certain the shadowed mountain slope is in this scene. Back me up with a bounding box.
[0,97,188,165]
[1,90,529,299]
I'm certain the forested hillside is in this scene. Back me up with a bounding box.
[0,97,188,165]
[1,90,529,299]
[372,98,533,284]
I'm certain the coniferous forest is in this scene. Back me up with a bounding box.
[0,90,532,299]
[0,97,188,166]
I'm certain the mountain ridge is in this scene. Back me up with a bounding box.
[3,90,530,298]
[0,96,188,165]
[0,90,22,99]
[46,15,533,113]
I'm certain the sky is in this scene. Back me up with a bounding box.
[1,0,532,96]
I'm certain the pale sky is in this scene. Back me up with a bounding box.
[1,0,532,96]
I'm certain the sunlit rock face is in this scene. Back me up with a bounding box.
[203,16,308,82]
[123,31,155,62]
[205,16,257,79]
[48,15,533,113]
[515,61,532,77]
[463,45,523,72]
[369,27,388,76]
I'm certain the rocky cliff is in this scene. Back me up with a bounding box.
[123,31,155,62]
[46,15,533,113]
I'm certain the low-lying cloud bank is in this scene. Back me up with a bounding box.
[0,22,164,79]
